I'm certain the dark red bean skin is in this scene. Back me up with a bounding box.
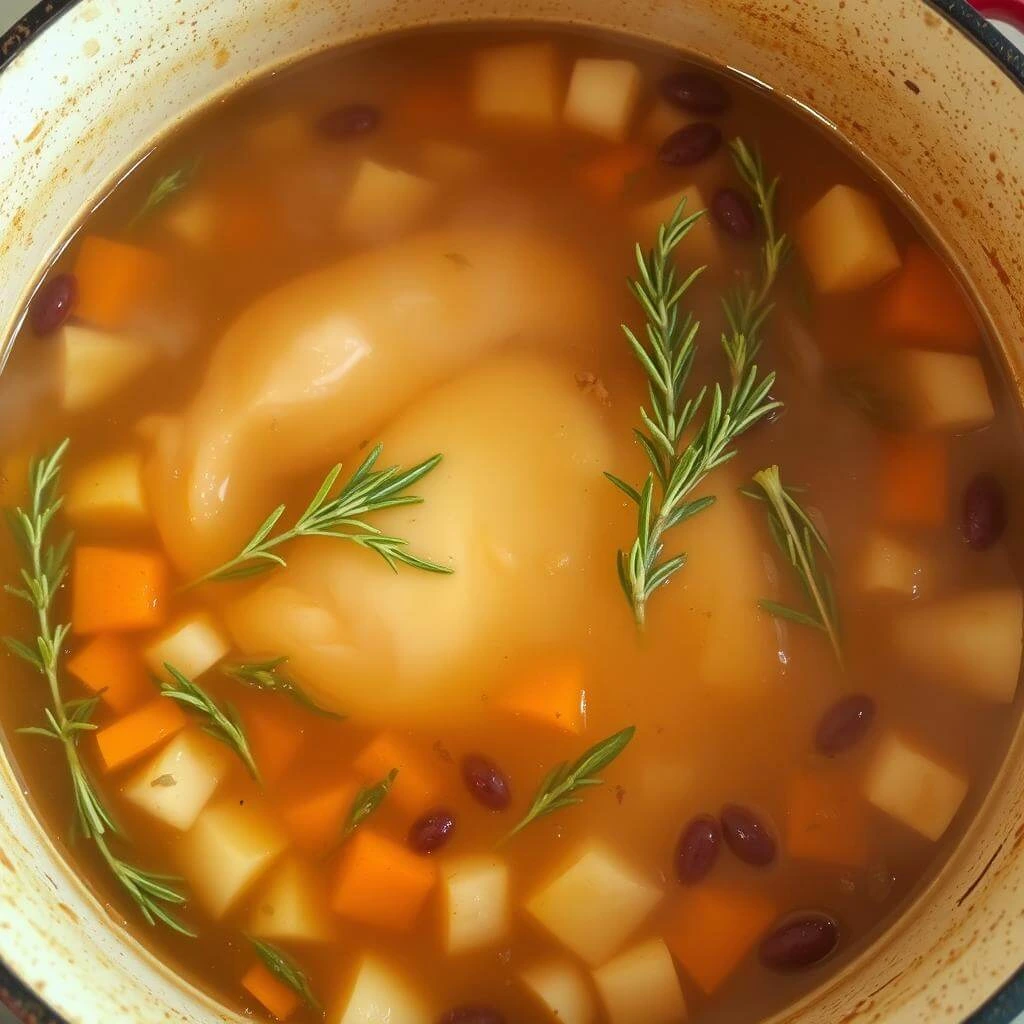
[316,103,380,140]
[461,755,511,811]
[711,188,758,240]
[760,913,839,970]
[675,814,721,884]
[437,1007,506,1024]
[658,123,723,167]
[720,804,776,867]
[815,694,876,757]
[961,473,1007,551]
[408,809,456,854]
[30,273,77,336]
[660,71,731,114]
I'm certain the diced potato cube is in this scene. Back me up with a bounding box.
[892,589,1022,703]
[526,844,662,965]
[333,956,430,1024]
[564,58,642,141]
[797,185,901,293]
[65,450,148,526]
[593,938,687,1024]
[858,531,930,598]
[472,42,561,127]
[179,799,287,917]
[641,98,695,143]
[247,112,309,152]
[520,960,595,1024]
[60,324,155,412]
[419,140,485,180]
[443,855,509,954]
[863,732,967,841]
[144,611,231,682]
[250,857,334,944]
[886,350,994,432]
[122,729,230,831]
[636,187,722,271]
[164,193,215,247]
[338,161,436,240]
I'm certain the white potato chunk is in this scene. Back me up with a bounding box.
[887,350,994,432]
[178,799,287,917]
[419,140,485,180]
[250,857,333,944]
[863,732,967,841]
[164,193,215,247]
[859,531,930,598]
[564,58,642,141]
[593,938,687,1024]
[892,589,1022,702]
[122,730,230,831]
[333,957,430,1024]
[443,855,508,954]
[473,42,561,126]
[526,844,661,965]
[60,324,154,412]
[65,450,147,526]
[339,160,436,240]
[144,611,231,681]
[797,185,901,293]
[247,112,308,153]
[520,960,595,1024]
[641,98,694,143]
[636,187,722,270]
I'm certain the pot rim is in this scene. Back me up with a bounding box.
[0,1,1022,1023]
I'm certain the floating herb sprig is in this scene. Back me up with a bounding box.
[343,768,399,838]
[249,938,321,1011]
[505,726,635,840]
[5,441,191,934]
[223,656,341,719]
[189,444,451,587]
[745,465,842,665]
[129,160,199,228]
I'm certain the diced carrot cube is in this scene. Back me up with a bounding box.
[785,773,869,868]
[499,660,587,735]
[72,236,165,331]
[332,828,436,931]
[242,702,305,785]
[66,633,155,712]
[241,962,300,1021]
[94,696,187,771]
[396,83,463,129]
[217,191,276,251]
[352,734,440,814]
[282,779,358,855]
[664,884,776,994]
[879,434,948,528]
[878,244,981,353]
[579,143,650,202]
[71,546,169,635]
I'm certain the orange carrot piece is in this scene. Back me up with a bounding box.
[664,884,777,994]
[785,773,869,868]
[282,780,358,855]
[879,434,949,528]
[71,546,169,635]
[241,962,300,1021]
[499,660,587,735]
[217,191,276,251]
[396,83,463,129]
[878,243,981,353]
[94,697,187,771]
[72,236,165,330]
[352,734,440,814]
[66,634,155,713]
[332,828,436,931]
[579,143,650,202]
[243,703,305,784]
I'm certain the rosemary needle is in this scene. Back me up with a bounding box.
[222,656,342,719]
[343,769,399,837]
[249,938,321,1011]
[129,159,199,228]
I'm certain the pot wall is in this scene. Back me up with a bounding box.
[0,2,1023,1023]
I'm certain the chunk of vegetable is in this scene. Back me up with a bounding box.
[579,144,650,203]
[636,187,722,269]
[332,828,436,931]
[419,140,485,180]
[443,855,509,955]
[95,696,188,772]
[71,236,165,330]
[247,112,308,152]
[858,530,930,598]
[71,546,169,634]
[878,434,948,527]
[65,450,148,526]
[60,324,155,413]
[338,161,435,240]
[164,193,215,247]
[499,660,587,734]
[333,957,430,1024]
[520,960,595,1024]
[66,633,153,712]
[250,857,334,944]
[395,84,462,132]
[892,589,1023,703]
[472,42,561,126]
[863,732,967,840]
[122,729,230,829]
[564,58,642,141]
[885,349,994,432]
[143,611,231,681]
[242,702,305,785]
[352,734,440,813]
[242,962,300,1022]
[179,798,287,917]
[282,780,358,855]
[592,937,687,1024]
[526,844,662,965]
[641,98,694,143]
[785,774,868,868]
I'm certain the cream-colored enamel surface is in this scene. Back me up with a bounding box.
[0,2,1022,1023]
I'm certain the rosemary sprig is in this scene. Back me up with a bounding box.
[249,938,321,1011]
[343,769,398,837]
[4,441,191,934]
[189,444,452,587]
[222,656,342,719]
[129,159,199,227]
[161,664,261,782]
[506,726,635,840]
[745,465,842,665]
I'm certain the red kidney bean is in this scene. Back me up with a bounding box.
[408,809,456,854]
[462,754,511,811]
[720,804,777,866]
[437,1007,506,1024]
[660,71,731,114]
[815,694,876,757]
[760,913,839,970]
[30,273,77,336]
[961,473,1007,551]
[658,123,722,167]
[316,103,380,140]
[675,814,721,884]
[711,188,758,240]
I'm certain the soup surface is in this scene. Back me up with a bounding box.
[1,25,1020,1024]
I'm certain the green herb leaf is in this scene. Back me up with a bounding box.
[222,656,342,719]
[250,938,321,1011]
[129,160,199,227]
[343,768,398,837]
